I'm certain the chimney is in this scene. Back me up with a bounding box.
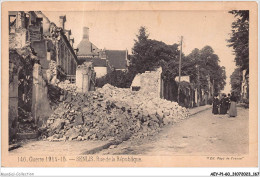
[74,48,78,55]
[59,15,66,29]
[70,38,74,47]
[64,30,71,41]
[83,27,89,40]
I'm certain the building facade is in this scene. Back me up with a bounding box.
[76,27,130,78]
[8,11,80,141]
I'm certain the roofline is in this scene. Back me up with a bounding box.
[59,29,78,64]
[105,49,128,52]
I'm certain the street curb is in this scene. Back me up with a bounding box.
[80,134,131,155]
[189,106,211,116]
[17,132,39,140]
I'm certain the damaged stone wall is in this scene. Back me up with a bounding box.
[9,52,20,141]
[46,60,58,84]
[32,63,53,127]
[76,62,95,93]
[132,67,163,98]
[9,48,35,141]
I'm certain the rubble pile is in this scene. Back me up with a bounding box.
[99,84,189,123]
[43,92,157,142]
[47,80,77,110]
[44,84,189,142]
[57,80,77,93]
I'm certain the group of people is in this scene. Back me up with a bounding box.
[212,92,237,117]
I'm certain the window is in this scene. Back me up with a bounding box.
[9,15,16,34]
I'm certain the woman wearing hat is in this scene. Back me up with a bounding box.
[229,92,237,117]
[212,94,220,115]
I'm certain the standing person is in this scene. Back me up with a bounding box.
[212,94,219,114]
[224,94,230,114]
[229,92,237,117]
[227,93,231,110]
[220,94,228,114]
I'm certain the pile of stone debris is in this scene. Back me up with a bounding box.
[99,84,189,123]
[57,80,77,93]
[43,84,189,142]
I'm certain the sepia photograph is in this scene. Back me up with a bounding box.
[1,1,258,169]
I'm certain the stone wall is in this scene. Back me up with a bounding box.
[31,40,48,68]
[32,63,53,127]
[9,72,19,141]
[46,60,58,84]
[132,67,162,98]
[76,62,95,93]
[9,50,23,141]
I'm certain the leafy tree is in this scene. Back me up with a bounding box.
[230,67,242,97]
[227,10,249,73]
[214,66,226,92]
[130,26,150,74]
[130,26,180,75]
[183,46,226,93]
[201,46,226,92]
[96,70,136,88]
[182,48,199,83]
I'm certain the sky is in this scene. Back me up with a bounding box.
[43,10,237,93]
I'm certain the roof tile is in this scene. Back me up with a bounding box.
[105,50,127,69]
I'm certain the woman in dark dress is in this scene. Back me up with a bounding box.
[229,92,237,117]
[224,95,230,114]
[219,94,225,114]
[220,94,229,114]
[227,93,231,110]
[212,94,219,114]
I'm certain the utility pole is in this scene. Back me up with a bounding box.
[197,64,200,106]
[177,36,183,104]
[212,79,214,96]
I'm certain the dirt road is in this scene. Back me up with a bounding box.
[101,107,249,155]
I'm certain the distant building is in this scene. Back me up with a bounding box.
[77,27,109,78]
[78,57,109,78]
[77,27,130,78]
[105,50,129,71]
[77,27,101,58]
[174,76,190,83]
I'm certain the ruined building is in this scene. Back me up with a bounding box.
[8,11,95,142]
[35,13,78,83]
[9,11,79,82]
